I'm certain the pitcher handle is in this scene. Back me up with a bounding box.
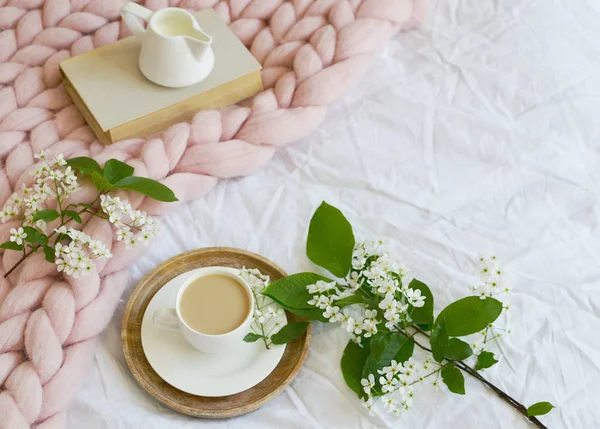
[121,2,153,36]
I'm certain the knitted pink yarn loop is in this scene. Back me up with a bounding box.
[0,1,426,428]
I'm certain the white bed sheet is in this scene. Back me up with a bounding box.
[68,1,600,428]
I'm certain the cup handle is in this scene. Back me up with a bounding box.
[153,308,179,330]
[121,2,153,36]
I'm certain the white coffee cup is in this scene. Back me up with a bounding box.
[153,267,254,354]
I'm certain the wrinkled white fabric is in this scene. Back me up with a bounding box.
[68,0,600,428]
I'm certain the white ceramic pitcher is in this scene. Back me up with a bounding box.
[121,2,214,88]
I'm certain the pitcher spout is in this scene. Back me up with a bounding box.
[185,28,212,61]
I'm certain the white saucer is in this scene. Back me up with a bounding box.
[141,267,287,397]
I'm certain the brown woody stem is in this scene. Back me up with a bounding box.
[407,326,547,428]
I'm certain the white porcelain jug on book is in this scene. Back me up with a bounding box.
[121,2,215,88]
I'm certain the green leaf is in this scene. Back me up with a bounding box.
[408,279,434,325]
[243,333,262,343]
[306,202,355,278]
[445,338,473,360]
[417,323,433,331]
[279,306,328,322]
[441,363,465,395]
[527,402,554,417]
[43,246,55,263]
[395,337,415,363]
[361,334,411,380]
[335,294,377,309]
[23,226,48,246]
[369,333,389,360]
[103,159,134,184]
[112,176,178,202]
[92,171,112,192]
[394,340,415,363]
[475,351,499,371]
[0,241,23,251]
[64,210,82,224]
[341,339,371,398]
[66,157,102,176]
[430,319,449,363]
[271,322,310,345]
[55,233,69,243]
[436,296,503,337]
[263,272,333,309]
[31,209,59,223]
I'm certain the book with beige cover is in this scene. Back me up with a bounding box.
[60,8,262,145]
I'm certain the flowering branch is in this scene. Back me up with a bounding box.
[1,151,177,279]
[261,202,555,426]
[3,199,98,278]
[238,268,283,349]
[239,267,308,349]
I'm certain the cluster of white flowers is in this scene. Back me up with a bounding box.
[1,151,162,280]
[469,256,511,354]
[239,267,285,349]
[100,195,158,247]
[53,227,112,278]
[305,241,426,344]
[471,256,510,300]
[1,150,79,232]
[360,357,433,416]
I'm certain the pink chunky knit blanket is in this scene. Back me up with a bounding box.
[0,0,425,427]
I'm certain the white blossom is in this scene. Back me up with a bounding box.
[364,309,378,322]
[383,396,396,410]
[9,227,26,245]
[378,360,403,378]
[125,236,137,248]
[100,195,158,245]
[323,305,341,322]
[404,288,425,307]
[55,258,67,273]
[390,404,402,416]
[351,318,364,335]
[1,206,17,222]
[307,280,336,294]
[363,262,385,280]
[379,375,399,393]
[347,271,361,289]
[361,374,375,396]
[34,219,47,233]
[254,309,265,324]
[309,294,332,310]
[384,312,401,329]
[379,293,398,312]
[341,314,355,333]
[352,257,365,270]
[53,154,66,166]
[117,226,133,241]
[363,324,378,338]
[375,277,398,295]
[34,150,48,160]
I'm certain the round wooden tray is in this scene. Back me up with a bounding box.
[121,247,311,418]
